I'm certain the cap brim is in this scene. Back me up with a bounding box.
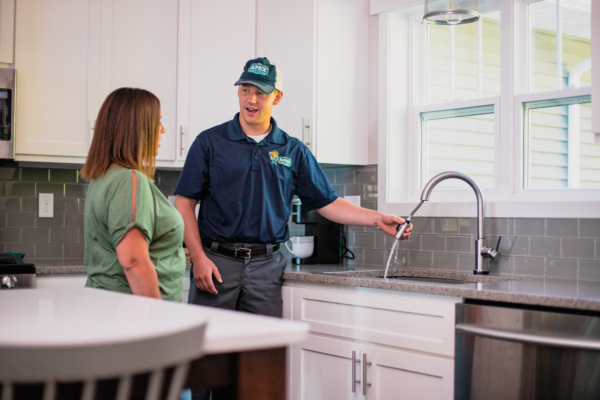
[234,79,276,94]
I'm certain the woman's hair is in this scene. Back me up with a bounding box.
[80,88,161,180]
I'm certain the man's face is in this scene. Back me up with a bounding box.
[238,84,282,127]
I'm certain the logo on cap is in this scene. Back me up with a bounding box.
[248,63,269,76]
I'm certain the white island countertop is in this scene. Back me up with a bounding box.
[1,287,309,356]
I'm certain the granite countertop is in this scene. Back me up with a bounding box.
[283,264,600,312]
[36,264,192,275]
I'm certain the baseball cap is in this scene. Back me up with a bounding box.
[234,57,283,94]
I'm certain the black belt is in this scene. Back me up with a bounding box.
[201,239,280,259]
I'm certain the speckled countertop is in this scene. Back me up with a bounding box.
[283,264,600,312]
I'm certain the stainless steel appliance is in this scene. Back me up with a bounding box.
[0,68,15,160]
[0,254,36,289]
[455,302,600,399]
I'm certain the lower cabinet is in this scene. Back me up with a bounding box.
[293,335,453,400]
[283,282,459,400]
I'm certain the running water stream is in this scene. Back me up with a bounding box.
[383,237,400,279]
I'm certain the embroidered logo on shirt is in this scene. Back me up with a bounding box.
[248,63,269,76]
[268,151,292,168]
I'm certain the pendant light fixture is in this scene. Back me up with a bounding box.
[423,0,480,25]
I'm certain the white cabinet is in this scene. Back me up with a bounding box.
[292,334,453,400]
[14,0,101,162]
[98,0,179,163]
[258,0,369,165]
[175,0,256,165]
[14,0,256,165]
[283,282,459,399]
[0,0,15,63]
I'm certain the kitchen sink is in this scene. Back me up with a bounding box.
[388,276,471,285]
[323,269,523,284]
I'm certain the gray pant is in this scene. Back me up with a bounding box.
[188,245,287,400]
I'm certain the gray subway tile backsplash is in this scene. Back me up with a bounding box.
[446,236,473,254]
[515,218,545,236]
[421,235,445,252]
[562,238,595,260]
[529,237,561,258]
[408,251,432,269]
[580,219,600,238]
[545,258,578,280]
[546,218,578,238]
[513,257,545,277]
[0,164,597,280]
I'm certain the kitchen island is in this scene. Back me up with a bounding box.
[1,285,309,400]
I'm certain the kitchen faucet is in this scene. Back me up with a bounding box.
[395,171,501,275]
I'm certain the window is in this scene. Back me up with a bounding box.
[427,10,501,104]
[420,105,495,189]
[523,95,600,189]
[529,0,591,93]
[384,0,599,217]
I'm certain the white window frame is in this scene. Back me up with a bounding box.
[377,0,600,219]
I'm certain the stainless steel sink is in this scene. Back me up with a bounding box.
[388,276,471,285]
[323,269,523,284]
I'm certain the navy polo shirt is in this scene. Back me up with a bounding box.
[174,113,338,243]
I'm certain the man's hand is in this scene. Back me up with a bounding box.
[377,214,413,239]
[192,254,222,294]
[317,198,413,240]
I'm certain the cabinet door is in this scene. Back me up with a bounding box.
[259,0,315,147]
[365,346,454,400]
[315,0,368,165]
[292,334,366,400]
[15,0,101,158]
[99,0,178,162]
[175,0,255,164]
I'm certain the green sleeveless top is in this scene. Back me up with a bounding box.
[84,166,186,301]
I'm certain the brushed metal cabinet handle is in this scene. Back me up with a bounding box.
[179,126,186,156]
[302,118,310,146]
[363,353,372,395]
[351,351,361,393]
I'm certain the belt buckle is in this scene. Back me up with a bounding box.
[234,247,252,259]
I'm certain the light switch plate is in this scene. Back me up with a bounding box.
[168,195,176,207]
[39,193,54,218]
[345,195,361,207]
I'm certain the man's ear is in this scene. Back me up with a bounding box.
[273,91,283,105]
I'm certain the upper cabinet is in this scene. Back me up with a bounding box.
[258,0,369,165]
[99,0,178,162]
[175,0,256,165]
[14,0,100,161]
[13,0,369,166]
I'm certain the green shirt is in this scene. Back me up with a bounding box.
[84,166,186,301]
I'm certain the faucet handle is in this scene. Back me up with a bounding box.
[481,236,502,260]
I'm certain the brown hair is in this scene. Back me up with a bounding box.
[80,88,160,180]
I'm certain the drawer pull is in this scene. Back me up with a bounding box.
[363,353,372,395]
[351,351,361,393]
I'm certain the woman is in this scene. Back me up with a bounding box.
[81,88,185,301]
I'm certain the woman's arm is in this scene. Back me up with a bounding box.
[116,227,161,299]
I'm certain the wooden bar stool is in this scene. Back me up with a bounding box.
[0,288,207,400]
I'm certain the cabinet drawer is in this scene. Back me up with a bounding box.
[291,286,459,357]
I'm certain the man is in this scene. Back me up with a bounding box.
[175,57,411,317]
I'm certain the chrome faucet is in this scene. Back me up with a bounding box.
[394,171,501,275]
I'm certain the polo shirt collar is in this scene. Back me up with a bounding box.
[228,113,286,145]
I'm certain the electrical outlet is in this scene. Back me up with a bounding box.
[344,195,361,207]
[168,195,176,207]
[39,193,54,218]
